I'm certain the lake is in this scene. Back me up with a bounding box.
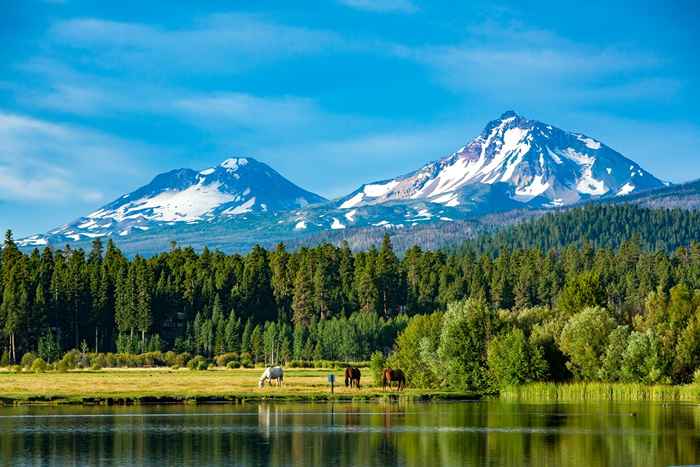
[0,400,698,466]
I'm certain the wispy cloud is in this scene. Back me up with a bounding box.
[174,93,327,131]
[50,14,345,73]
[338,0,418,14]
[394,19,677,105]
[0,112,150,203]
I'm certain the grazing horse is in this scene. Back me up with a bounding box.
[259,366,284,388]
[382,368,406,391]
[344,367,361,388]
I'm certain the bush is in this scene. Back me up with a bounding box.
[93,353,108,369]
[163,351,178,367]
[54,361,68,372]
[693,369,700,384]
[21,352,38,368]
[187,355,208,370]
[558,306,615,381]
[226,361,240,369]
[61,350,81,369]
[369,351,386,386]
[240,352,254,368]
[215,353,239,367]
[487,329,548,388]
[10,365,22,373]
[176,352,192,367]
[0,351,9,367]
[387,312,443,388]
[197,361,209,371]
[37,329,61,363]
[30,357,48,373]
[91,363,102,371]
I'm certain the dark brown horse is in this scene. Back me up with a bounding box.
[382,368,406,391]
[345,367,361,388]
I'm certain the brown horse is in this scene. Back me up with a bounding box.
[345,367,361,388]
[382,368,406,391]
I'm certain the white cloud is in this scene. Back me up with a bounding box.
[393,20,675,105]
[50,14,345,73]
[338,0,418,14]
[174,93,326,130]
[0,112,150,203]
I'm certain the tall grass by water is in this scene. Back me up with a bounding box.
[500,382,700,402]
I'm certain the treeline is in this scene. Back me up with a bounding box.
[2,224,700,380]
[388,282,700,389]
[465,204,700,255]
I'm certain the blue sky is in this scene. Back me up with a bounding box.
[1,0,699,236]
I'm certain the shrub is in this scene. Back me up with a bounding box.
[197,361,209,371]
[21,352,38,368]
[436,298,494,390]
[163,351,178,367]
[93,353,108,369]
[240,352,253,368]
[558,306,615,381]
[369,351,386,386]
[226,361,240,369]
[10,365,22,373]
[0,351,9,367]
[187,355,208,370]
[54,361,68,372]
[37,329,61,363]
[176,352,192,367]
[91,363,102,371]
[387,312,443,389]
[215,353,239,367]
[693,369,700,384]
[30,357,48,373]
[487,329,548,388]
[61,350,81,369]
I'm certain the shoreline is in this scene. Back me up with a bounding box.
[0,391,482,407]
[2,369,699,406]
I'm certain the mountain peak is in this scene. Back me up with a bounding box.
[220,157,252,171]
[499,110,520,120]
[335,113,664,210]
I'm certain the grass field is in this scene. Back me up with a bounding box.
[0,367,475,405]
[500,382,700,402]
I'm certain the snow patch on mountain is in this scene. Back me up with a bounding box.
[334,111,664,212]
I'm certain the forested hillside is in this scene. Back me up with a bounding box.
[2,218,700,372]
[465,204,700,254]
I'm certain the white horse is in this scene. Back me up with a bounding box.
[259,366,284,388]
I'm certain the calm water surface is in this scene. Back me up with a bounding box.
[0,400,698,466]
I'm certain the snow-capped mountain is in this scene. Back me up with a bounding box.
[17,112,670,255]
[335,111,664,211]
[20,157,326,247]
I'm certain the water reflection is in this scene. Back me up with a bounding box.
[0,401,698,466]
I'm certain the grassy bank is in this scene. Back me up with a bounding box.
[0,367,478,406]
[500,382,700,402]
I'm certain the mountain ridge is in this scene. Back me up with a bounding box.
[18,111,676,254]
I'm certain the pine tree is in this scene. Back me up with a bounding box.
[241,319,253,354]
[250,324,263,363]
[376,235,401,316]
[224,310,241,353]
[292,262,314,326]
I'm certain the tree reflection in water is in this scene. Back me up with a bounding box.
[0,401,698,466]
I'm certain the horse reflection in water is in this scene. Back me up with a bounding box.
[259,366,284,387]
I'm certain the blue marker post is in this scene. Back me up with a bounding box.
[328,373,336,394]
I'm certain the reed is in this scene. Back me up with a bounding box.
[500,382,700,402]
